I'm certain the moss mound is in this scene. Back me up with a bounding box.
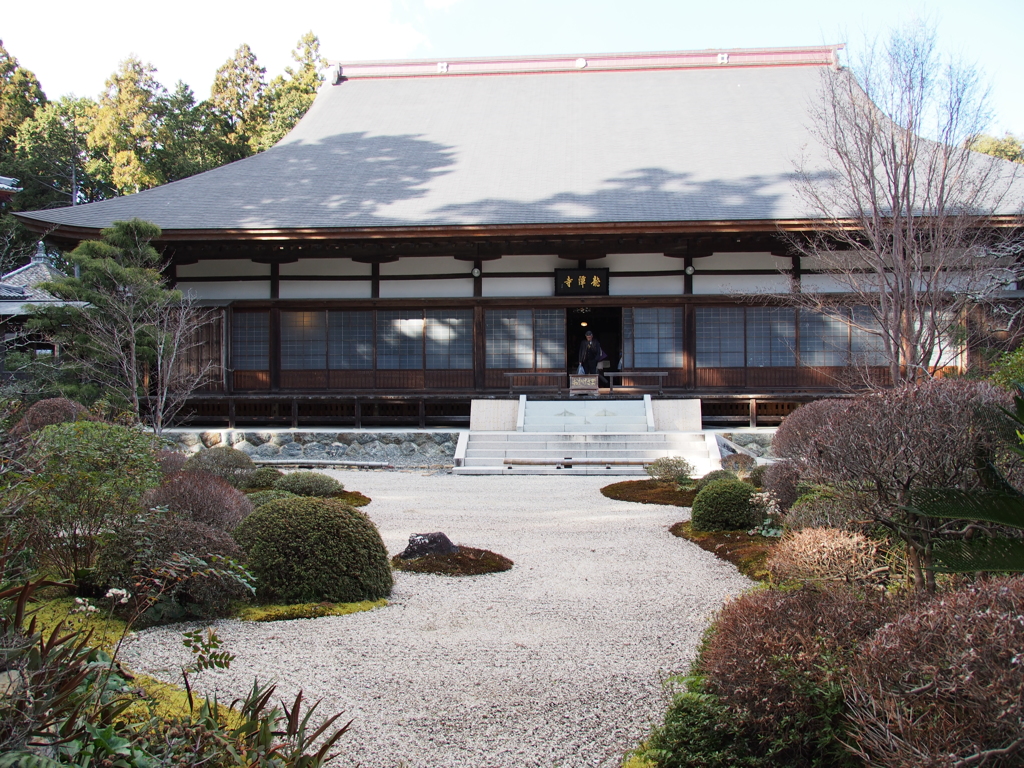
[601,479,697,506]
[182,445,256,488]
[233,497,392,604]
[235,598,386,622]
[669,521,773,581]
[391,547,513,577]
[336,490,371,507]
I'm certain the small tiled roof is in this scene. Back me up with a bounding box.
[14,46,1022,237]
[0,256,67,315]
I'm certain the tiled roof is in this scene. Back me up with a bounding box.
[14,46,1022,236]
[0,258,67,314]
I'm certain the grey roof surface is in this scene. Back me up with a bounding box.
[15,56,1023,234]
[0,258,67,315]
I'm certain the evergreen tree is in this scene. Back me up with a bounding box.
[158,81,231,181]
[208,43,267,159]
[0,39,46,158]
[88,58,167,194]
[254,32,325,151]
[970,132,1024,164]
[15,96,108,208]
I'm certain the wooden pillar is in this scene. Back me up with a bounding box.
[418,399,426,428]
[749,398,758,428]
[354,399,362,428]
[473,305,486,391]
[371,263,380,299]
[270,262,280,299]
[270,309,281,391]
[473,259,482,298]
[228,398,236,429]
[291,399,299,428]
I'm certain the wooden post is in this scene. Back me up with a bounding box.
[749,398,758,428]
[228,398,236,429]
[291,400,299,428]
[354,399,362,428]
[419,399,426,428]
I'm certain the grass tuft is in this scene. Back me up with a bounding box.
[391,547,513,576]
[235,599,386,622]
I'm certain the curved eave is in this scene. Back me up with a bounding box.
[16,214,1024,246]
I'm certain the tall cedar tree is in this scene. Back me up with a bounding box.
[254,32,326,151]
[209,43,268,159]
[88,58,167,194]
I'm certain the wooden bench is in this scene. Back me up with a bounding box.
[603,371,668,395]
[503,371,567,395]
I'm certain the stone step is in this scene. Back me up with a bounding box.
[452,465,651,476]
[522,423,650,433]
[464,450,708,461]
[465,444,708,455]
[479,432,704,442]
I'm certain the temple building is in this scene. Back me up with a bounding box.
[14,46,1019,428]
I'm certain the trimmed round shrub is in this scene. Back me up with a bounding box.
[747,463,769,488]
[763,460,801,511]
[691,479,756,531]
[694,469,737,493]
[144,470,253,531]
[10,397,95,440]
[275,471,343,497]
[155,448,188,476]
[845,577,1024,767]
[182,445,256,488]
[233,497,392,604]
[645,456,695,484]
[721,452,755,473]
[241,465,285,491]
[246,489,299,509]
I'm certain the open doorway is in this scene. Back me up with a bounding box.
[567,307,622,381]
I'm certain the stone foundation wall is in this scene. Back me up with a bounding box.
[171,430,460,466]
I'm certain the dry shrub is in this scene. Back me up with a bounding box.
[771,398,851,460]
[144,470,253,531]
[767,527,887,587]
[700,587,910,765]
[721,452,755,473]
[763,460,802,511]
[845,577,1024,768]
[155,448,188,476]
[9,397,95,440]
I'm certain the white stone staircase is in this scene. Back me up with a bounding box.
[453,397,715,475]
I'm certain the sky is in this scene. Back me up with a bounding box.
[3,0,1023,135]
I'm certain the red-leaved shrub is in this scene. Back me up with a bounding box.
[699,586,911,765]
[845,577,1024,768]
[771,398,851,460]
[155,449,188,476]
[10,397,95,440]
[763,459,802,511]
[767,527,887,588]
[144,470,252,531]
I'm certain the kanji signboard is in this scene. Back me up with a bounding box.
[554,268,610,296]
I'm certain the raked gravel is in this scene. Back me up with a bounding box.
[121,470,752,768]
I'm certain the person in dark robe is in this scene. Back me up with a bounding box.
[578,330,604,375]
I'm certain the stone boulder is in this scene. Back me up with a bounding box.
[399,532,460,560]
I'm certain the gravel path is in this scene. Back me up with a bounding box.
[122,470,752,768]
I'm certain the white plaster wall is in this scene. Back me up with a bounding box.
[279,259,371,277]
[603,253,679,271]
[279,281,372,299]
[692,274,791,295]
[485,254,565,273]
[380,256,468,276]
[482,277,553,297]
[653,399,702,432]
[469,400,518,431]
[800,275,857,293]
[610,275,685,296]
[698,252,790,271]
[380,278,475,298]
[175,281,271,300]
[177,260,270,278]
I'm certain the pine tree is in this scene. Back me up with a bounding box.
[0,39,46,158]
